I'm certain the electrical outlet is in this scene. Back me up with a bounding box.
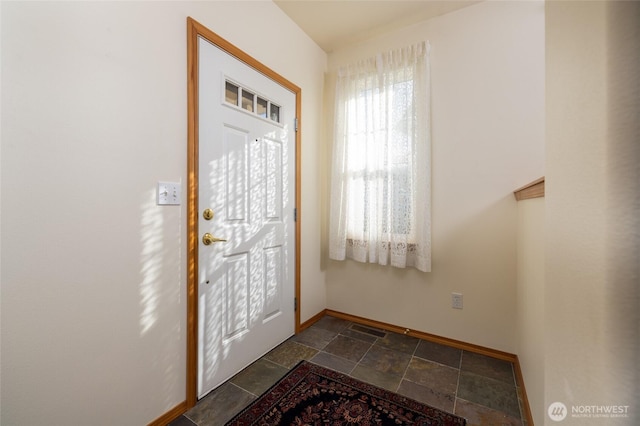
[452,293,463,309]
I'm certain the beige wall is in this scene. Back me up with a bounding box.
[0,1,326,424]
[545,1,639,424]
[516,197,545,424]
[324,0,545,352]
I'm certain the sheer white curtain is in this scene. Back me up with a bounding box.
[329,42,431,272]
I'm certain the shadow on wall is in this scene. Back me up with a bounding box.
[604,0,640,409]
[139,187,184,413]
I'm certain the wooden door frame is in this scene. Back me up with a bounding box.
[186,17,302,408]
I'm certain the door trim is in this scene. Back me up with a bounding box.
[186,17,302,408]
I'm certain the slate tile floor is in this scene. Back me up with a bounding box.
[170,316,527,426]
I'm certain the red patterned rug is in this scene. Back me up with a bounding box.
[225,360,466,425]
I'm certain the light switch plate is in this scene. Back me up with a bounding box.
[157,181,181,205]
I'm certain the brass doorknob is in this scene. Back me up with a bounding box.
[202,233,227,245]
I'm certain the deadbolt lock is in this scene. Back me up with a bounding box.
[203,209,214,220]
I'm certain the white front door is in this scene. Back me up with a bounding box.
[197,36,296,398]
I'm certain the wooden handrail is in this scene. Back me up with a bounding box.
[514,177,545,201]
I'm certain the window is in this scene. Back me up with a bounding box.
[329,42,431,272]
[223,79,281,124]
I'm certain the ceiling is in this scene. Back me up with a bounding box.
[274,0,479,53]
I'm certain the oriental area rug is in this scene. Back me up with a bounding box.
[225,361,466,425]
